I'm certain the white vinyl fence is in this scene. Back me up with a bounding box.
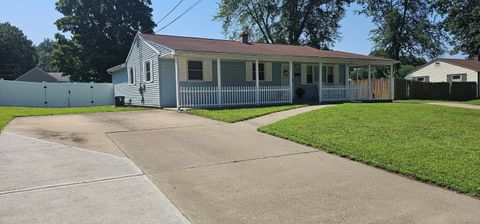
[0,80,114,107]
[179,85,291,108]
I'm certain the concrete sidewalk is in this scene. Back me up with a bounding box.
[427,102,480,110]
[0,132,190,224]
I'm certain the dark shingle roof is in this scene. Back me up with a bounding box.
[140,34,394,62]
[438,58,480,72]
[15,67,70,83]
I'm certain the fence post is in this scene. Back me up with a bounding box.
[390,64,394,100]
[0,79,2,106]
[43,81,48,107]
[368,64,372,100]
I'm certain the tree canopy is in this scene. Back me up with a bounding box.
[53,0,156,82]
[357,0,447,60]
[214,0,353,49]
[435,0,480,59]
[36,39,56,72]
[0,22,37,80]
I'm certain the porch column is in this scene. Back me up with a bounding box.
[390,64,394,101]
[174,57,180,110]
[255,59,260,105]
[217,58,222,107]
[368,64,372,100]
[289,61,293,104]
[318,62,323,103]
[345,64,350,101]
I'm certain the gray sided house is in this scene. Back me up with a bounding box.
[108,33,397,109]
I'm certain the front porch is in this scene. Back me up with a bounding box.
[173,55,394,109]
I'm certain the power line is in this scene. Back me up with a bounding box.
[155,0,203,33]
[142,0,184,33]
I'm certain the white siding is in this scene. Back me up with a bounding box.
[409,61,478,83]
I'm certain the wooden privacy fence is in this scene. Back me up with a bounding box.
[394,79,477,101]
[0,80,114,107]
[321,79,392,102]
[179,85,291,108]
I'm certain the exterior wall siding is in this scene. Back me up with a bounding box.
[409,61,479,83]
[111,68,129,97]
[159,59,177,107]
[122,36,160,107]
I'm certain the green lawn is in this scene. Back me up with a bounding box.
[259,103,480,196]
[186,104,305,123]
[0,106,148,131]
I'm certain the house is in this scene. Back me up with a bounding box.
[15,67,70,83]
[407,58,480,83]
[108,33,397,109]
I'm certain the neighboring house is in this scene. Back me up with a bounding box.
[108,33,396,109]
[15,67,70,83]
[406,58,480,97]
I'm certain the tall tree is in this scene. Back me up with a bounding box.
[53,0,156,82]
[0,22,37,80]
[214,0,353,49]
[435,0,480,59]
[357,0,447,61]
[36,38,56,72]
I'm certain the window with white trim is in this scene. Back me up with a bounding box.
[252,63,265,81]
[188,61,203,80]
[143,60,153,82]
[324,66,334,84]
[306,65,314,84]
[128,66,135,85]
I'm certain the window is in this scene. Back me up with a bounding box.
[143,60,153,82]
[306,65,314,84]
[252,63,265,81]
[326,66,334,84]
[128,66,135,85]
[452,75,462,82]
[435,61,441,66]
[413,76,428,82]
[188,61,203,80]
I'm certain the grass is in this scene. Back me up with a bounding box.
[396,99,480,105]
[0,106,148,131]
[259,103,480,196]
[186,104,306,123]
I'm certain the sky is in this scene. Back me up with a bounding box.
[0,0,464,59]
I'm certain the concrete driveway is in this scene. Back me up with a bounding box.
[4,108,480,223]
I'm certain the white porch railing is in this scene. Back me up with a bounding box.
[321,85,348,101]
[179,85,291,108]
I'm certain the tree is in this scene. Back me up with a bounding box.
[435,0,480,59]
[36,39,56,72]
[214,0,353,49]
[0,22,37,80]
[53,0,156,82]
[357,0,447,61]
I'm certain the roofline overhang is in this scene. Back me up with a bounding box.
[107,63,127,74]
[168,50,398,66]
